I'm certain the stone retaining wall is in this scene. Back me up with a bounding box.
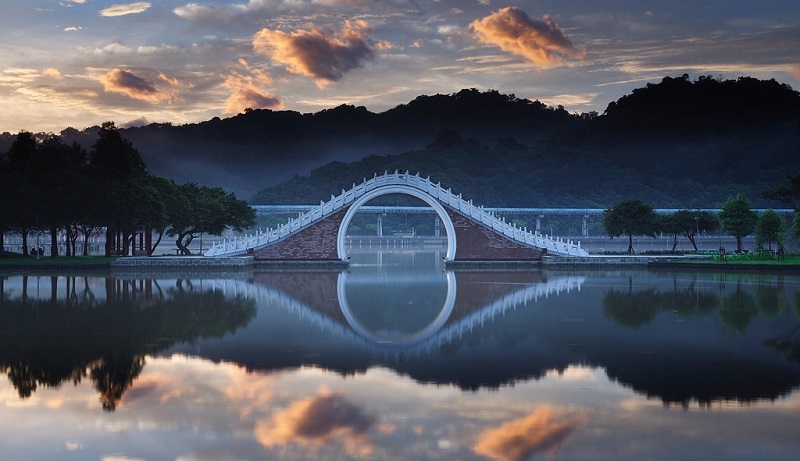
[111,256,254,270]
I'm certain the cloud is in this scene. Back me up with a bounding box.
[223,61,282,114]
[254,390,375,455]
[470,7,584,66]
[64,26,83,32]
[473,406,586,461]
[173,2,238,23]
[792,65,800,82]
[252,20,375,85]
[120,116,151,128]
[42,68,63,79]
[99,68,174,103]
[99,2,152,17]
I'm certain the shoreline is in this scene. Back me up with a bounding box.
[1,254,798,273]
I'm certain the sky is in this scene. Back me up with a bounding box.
[2,0,800,133]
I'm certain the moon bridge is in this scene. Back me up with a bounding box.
[206,171,588,260]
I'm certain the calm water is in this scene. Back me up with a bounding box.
[1,251,800,460]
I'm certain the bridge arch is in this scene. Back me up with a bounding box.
[337,184,457,261]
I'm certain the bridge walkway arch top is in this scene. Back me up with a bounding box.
[205,171,588,259]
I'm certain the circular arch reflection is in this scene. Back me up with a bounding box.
[337,269,457,346]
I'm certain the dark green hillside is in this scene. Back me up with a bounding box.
[252,76,800,208]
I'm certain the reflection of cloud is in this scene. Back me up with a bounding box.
[470,7,584,66]
[254,390,376,455]
[473,406,585,461]
[99,2,152,17]
[99,68,177,103]
[253,20,375,85]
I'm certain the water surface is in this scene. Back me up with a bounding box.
[1,251,799,460]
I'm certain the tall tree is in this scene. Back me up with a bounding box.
[89,122,148,256]
[33,135,87,257]
[6,132,38,256]
[602,198,658,254]
[0,154,10,254]
[755,209,784,252]
[719,194,758,253]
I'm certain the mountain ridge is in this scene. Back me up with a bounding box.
[1,75,798,208]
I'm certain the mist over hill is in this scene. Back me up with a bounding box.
[252,75,800,208]
[2,75,798,208]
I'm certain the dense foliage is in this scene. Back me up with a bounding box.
[0,123,255,257]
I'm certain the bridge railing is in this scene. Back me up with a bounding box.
[206,171,588,257]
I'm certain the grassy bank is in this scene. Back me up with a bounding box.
[0,254,115,271]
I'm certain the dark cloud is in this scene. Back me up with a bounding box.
[100,68,162,102]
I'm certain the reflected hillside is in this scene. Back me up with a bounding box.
[0,275,256,410]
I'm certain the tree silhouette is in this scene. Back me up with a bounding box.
[719,194,758,252]
[602,198,658,254]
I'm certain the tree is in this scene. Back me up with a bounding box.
[6,132,38,256]
[719,194,758,253]
[167,183,256,255]
[755,209,784,251]
[33,135,87,257]
[661,210,719,252]
[602,198,658,254]
[89,122,149,256]
[764,173,800,212]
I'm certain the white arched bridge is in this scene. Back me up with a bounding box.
[206,171,588,261]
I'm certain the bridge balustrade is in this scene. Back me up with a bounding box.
[206,171,587,257]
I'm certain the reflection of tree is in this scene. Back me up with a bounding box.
[719,283,758,334]
[764,326,800,365]
[603,287,659,328]
[755,279,787,319]
[602,276,718,328]
[90,354,145,411]
[0,276,256,411]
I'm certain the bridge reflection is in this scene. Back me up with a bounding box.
[218,268,584,357]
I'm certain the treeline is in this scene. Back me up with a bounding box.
[0,123,254,257]
[602,194,794,255]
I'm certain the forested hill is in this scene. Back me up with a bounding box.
[1,75,798,207]
[0,89,576,201]
[252,75,800,208]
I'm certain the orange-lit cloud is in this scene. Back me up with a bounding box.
[792,65,800,82]
[42,68,63,79]
[254,390,376,455]
[99,2,151,17]
[252,20,375,86]
[470,7,584,67]
[99,68,175,103]
[223,61,282,114]
[473,406,586,461]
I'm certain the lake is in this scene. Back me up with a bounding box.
[1,250,799,460]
